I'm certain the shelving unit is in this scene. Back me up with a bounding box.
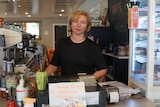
[102,50,129,84]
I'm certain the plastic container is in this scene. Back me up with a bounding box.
[36,71,47,90]
[16,74,28,107]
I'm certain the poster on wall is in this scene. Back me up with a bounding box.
[90,0,109,27]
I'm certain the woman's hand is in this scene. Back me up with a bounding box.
[94,69,107,82]
[45,64,58,76]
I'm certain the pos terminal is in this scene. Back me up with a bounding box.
[36,75,119,107]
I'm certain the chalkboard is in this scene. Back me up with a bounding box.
[108,0,129,43]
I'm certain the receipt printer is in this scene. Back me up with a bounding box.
[102,85,120,104]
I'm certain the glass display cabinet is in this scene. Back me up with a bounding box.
[129,0,160,104]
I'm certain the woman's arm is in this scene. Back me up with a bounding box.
[94,69,107,82]
[45,64,58,76]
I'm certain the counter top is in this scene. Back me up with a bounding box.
[0,97,156,107]
[0,82,156,107]
[0,97,9,107]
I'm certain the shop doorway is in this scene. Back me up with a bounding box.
[53,24,68,48]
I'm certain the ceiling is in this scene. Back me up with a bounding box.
[0,0,86,18]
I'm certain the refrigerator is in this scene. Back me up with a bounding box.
[128,0,160,104]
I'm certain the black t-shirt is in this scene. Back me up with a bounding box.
[51,37,107,75]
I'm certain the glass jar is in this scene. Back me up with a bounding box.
[0,70,6,88]
[0,88,3,97]
[5,75,17,89]
[5,90,9,100]
[1,88,6,98]
[118,46,126,56]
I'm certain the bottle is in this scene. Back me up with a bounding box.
[7,87,18,107]
[16,74,28,107]
[0,70,6,88]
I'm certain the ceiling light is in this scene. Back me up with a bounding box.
[28,15,31,17]
[25,12,28,15]
[61,9,64,12]
[5,13,7,15]
[59,14,62,16]
[18,4,21,8]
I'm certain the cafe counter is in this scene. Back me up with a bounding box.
[0,96,156,107]
[0,82,157,107]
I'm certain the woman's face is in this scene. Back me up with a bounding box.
[71,15,87,36]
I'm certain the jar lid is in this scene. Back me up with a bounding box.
[0,88,6,91]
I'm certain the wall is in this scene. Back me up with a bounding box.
[78,0,100,13]
[4,0,106,49]
[79,0,108,21]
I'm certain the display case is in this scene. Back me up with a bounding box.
[129,0,160,104]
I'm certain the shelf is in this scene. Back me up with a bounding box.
[102,51,129,59]
[135,40,147,48]
[102,50,129,84]
[135,55,147,63]
[133,74,160,86]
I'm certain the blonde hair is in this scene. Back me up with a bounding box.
[68,10,92,34]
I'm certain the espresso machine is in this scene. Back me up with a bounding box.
[0,28,22,72]
[0,28,22,88]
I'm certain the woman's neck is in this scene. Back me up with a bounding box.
[70,34,86,43]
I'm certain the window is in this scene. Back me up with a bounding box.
[25,22,40,39]
[3,21,41,39]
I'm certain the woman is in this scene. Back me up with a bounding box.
[45,10,107,82]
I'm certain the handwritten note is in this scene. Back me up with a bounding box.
[49,82,86,107]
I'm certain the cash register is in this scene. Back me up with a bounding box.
[36,75,107,107]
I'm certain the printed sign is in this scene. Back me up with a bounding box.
[128,5,139,29]
[49,82,86,107]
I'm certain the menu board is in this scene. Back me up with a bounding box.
[108,0,129,43]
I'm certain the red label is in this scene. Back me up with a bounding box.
[16,90,25,92]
